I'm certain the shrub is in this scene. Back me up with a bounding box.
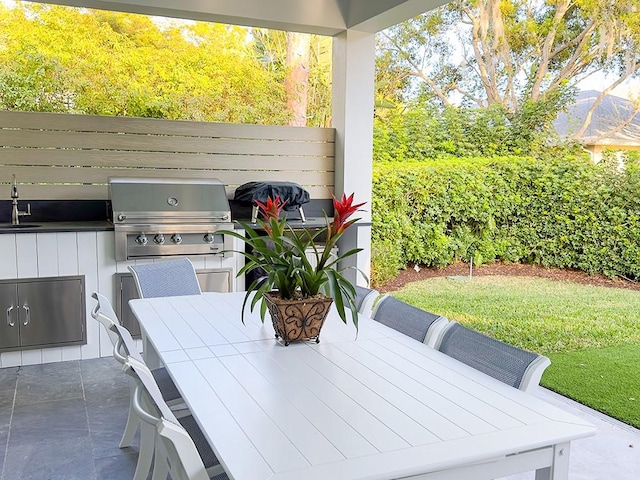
[371,155,640,284]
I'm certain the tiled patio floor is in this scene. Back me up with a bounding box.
[0,359,137,480]
[0,357,638,480]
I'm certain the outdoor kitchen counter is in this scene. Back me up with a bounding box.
[0,221,113,234]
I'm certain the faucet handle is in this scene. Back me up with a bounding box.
[20,203,31,218]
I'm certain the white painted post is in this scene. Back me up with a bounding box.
[332,28,375,285]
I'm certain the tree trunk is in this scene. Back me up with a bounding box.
[285,32,311,126]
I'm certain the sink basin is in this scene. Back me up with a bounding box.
[0,223,41,229]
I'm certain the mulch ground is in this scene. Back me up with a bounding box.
[376,261,640,294]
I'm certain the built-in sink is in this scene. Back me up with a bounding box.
[0,223,41,229]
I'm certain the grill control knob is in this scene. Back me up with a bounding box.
[171,234,182,244]
[203,233,215,244]
[154,234,165,245]
[135,234,148,246]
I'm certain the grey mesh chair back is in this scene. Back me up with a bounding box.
[371,295,448,345]
[128,258,201,298]
[433,321,551,393]
[354,286,379,318]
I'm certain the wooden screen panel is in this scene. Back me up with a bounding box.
[0,110,335,200]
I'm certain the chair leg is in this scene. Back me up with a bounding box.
[133,422,155,480]
[151,446,169,480]
[120,381,140,448]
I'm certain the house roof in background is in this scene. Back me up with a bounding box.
[37,0,450,35]
[555,90,640,146]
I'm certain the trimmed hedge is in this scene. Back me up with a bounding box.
[371,155,640,285]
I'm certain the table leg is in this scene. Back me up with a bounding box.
[141,331,161,369]
[535,442,570,480]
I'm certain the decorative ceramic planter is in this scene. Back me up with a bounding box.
[264,291,333,345]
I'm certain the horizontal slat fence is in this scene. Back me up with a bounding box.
[0,111,335,200]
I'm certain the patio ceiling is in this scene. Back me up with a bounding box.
[37,0,449,35]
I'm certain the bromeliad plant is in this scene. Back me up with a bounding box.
[224,193,366,329]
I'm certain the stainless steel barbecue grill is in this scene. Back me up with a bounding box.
[109,178,235,262]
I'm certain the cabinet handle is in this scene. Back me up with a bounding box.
[22,304,30,326]
[6,305,15,327]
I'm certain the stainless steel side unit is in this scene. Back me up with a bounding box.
[0,276,86,351]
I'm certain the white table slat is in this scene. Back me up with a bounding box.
[310,345,439,445]
[243,351,380,459]
[167,360,274,480]
[375,336,551,425]
[172,296,232,346]
[264,347,411,453]
[131,301,183,352]
[356,338,527,430]
[197,294,263,343]
[192,356,310,473]
[311,343,449,445]
[219,354,346,465]
[152,298,207,350]
[332,339,498,436]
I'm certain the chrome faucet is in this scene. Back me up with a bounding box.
[10,175,31,225]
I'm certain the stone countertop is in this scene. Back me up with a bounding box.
[0,221,114,234]
[0,218,370,234]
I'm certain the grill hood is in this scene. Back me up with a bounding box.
[110,178,231,224]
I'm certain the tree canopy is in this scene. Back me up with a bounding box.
[377,0,640,140]
[0,2,331,126]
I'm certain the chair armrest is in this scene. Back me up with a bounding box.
[519,355,552,393]
[423,316,449,348]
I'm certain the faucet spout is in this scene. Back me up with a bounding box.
[11,174,18,199]
[10,175,31,225]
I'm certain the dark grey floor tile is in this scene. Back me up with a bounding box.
[18,361,81,380]
[0,367,17,411]
[2,435,96,480]
[15,362,83,407]
[82,358,129,406]
[93,451,140,480]
[84,379,129,406]
[9,398,88,445]
[80,357,122,382]
[0,408,12,431]
[0,428,8,475]
[88,397,139,459]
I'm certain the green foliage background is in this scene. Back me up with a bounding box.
[371,153,640,285]
[0,3,331,126]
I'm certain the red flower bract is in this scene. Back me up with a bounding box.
[255,196,287,234]
[331,193,365,236]
[256,196,287,220]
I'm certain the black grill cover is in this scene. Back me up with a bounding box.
[234,182,310,211]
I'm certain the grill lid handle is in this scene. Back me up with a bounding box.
[116,213,230,222]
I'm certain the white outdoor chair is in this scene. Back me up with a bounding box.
[124,356,227,480]
[354,286,380,318]
[91,292,184,480]
[128,258,201,298]
[432,320,551,393]
[371,294,448,347]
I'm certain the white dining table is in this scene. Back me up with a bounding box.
[130,292,596,480]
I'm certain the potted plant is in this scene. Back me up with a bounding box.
[223,193,366,345]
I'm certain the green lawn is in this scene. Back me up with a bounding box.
[391,276,640,428]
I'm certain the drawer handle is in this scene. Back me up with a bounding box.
[6,305,15,327]
[22,304,30,326]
